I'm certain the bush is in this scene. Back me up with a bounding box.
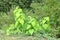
[6,6,50,35]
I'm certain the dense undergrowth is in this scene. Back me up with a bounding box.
[6,6,51,36]
[0,0,60,40]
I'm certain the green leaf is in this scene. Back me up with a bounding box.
[26,24,31,30]
[44,17,49,21]
[15,13,20,18]
[29,29,34,35]
[6,30,10,35]
[43,24,49,30]
[14,6,19,14]
[31,20,37,27]
[18,18,24,25]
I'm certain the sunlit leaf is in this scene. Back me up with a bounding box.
[44,17,49,21]
[18,18,24,25]
[26,24,31,30]
[29,29,34,35]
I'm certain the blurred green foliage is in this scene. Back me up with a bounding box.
[0,0,60,38]
[6,6,50,35]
